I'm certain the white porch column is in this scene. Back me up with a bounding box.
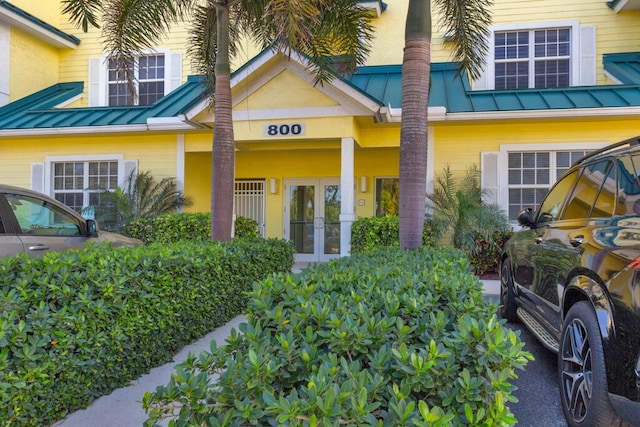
[340,137,355,256]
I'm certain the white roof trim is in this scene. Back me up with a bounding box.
[443,106,640,121]
[0,7,78,49]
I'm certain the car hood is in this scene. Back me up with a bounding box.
[96,231,144,247]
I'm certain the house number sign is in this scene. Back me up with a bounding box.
[264,123,305,137]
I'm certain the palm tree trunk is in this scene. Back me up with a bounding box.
[211,5,235,241]
[399,0,431,250]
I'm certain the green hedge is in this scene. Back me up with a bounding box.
[350,215,435,254]
[125,212,260,244]
[144,246,532,426]
[0,238,294,426]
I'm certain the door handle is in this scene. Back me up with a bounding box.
[28,244,49,251]
[570,235,584,247]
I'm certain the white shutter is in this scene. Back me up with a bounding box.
[481,152,499,204]
[473,63,489,90]
[169,52,182,92]
[88,57,101,106]
[578,25,596,86]
[31,163,45,193]
[123,160,138,185]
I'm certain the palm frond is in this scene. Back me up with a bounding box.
[61,0,102,32]
[434,0,493,80]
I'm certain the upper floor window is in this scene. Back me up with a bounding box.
[495,28,570,90]
[89,50,182,107]
[473,21,595,90]
[108,55,165,106]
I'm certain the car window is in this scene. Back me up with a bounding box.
[615,154,640,216]
[589,161,616,218]
[562,160,613,220]
[536,169,579,222]
[0,215,4,234]
[6,193,82,236]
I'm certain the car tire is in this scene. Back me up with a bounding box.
[559,301,622,427]
[500,260,519,322]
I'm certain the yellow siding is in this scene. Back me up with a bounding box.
[11,0,61,26]
[234,69,338,111]
[432,117,640,178]
[0,134,180,189]
[27,0,640,101]
[9,28,60,100]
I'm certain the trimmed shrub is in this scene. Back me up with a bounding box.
[143,246,532,426]
[350,215,434,254]
[0,238,294,426]
[125,212,259,244]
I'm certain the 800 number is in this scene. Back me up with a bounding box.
[265,123,304,136]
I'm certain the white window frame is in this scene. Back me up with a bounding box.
[497,142,609,221]
[43,154,126,209]
[90,48,182,107]
[479,21,582,90]
[107,54,166,106]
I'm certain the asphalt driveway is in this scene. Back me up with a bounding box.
[487,293,568,426]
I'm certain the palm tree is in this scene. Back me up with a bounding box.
[399,0,492,249]
[62,0,374,241]
[429,164,509,256]
[87,169,192,232]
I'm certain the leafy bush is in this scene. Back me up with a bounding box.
[469,230,514,276]
[429,165,510,257]
[234,215,260,238]
[125,212,260,244]
[350,215,434,254]
[143,246,532,426]
[0,238,294,426]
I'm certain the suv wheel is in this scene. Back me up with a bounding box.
[559,301,620,427]
[500,260,519,322]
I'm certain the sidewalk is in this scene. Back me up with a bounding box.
[53,280,500,426]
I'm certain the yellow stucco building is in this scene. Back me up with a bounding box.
[1,0,640,262]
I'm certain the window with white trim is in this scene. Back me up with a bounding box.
[495,27,570,89]
[108,54,165,106]
[507,150,589,220]
[473,21,596,90]
[52,161,118,213]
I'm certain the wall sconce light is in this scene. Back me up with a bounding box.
[269,177,277,194]
[360,176,368,193]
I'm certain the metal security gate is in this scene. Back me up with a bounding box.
[234,180,266,236]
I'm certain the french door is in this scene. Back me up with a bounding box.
[284,179,341,262]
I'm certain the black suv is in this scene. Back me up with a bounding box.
[501,136,640,427]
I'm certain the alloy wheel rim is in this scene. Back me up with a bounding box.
[561,318,593,423]
[500,264,509,310]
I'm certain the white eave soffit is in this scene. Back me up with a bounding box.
[612,0,640,13]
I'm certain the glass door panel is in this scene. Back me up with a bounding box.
[285,179,341,263]
[323,184,341,255]
[289,184,315,254]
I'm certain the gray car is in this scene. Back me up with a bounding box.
[0,184,141,258]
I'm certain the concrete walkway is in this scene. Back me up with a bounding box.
[53,280,500,426]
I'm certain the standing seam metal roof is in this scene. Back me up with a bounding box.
[0,1,80,45]
[3,58,640,131]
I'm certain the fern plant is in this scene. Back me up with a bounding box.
[86,170,192,232]
[428,164,509,256]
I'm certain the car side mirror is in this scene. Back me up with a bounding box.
[517,208,535,227]
[86,219,98,236]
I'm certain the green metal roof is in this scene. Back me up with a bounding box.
[0,1,80,46]
[4,55,640,132]
[345,62,640,112]
[604,52,640,84]
[0,76,206,130]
